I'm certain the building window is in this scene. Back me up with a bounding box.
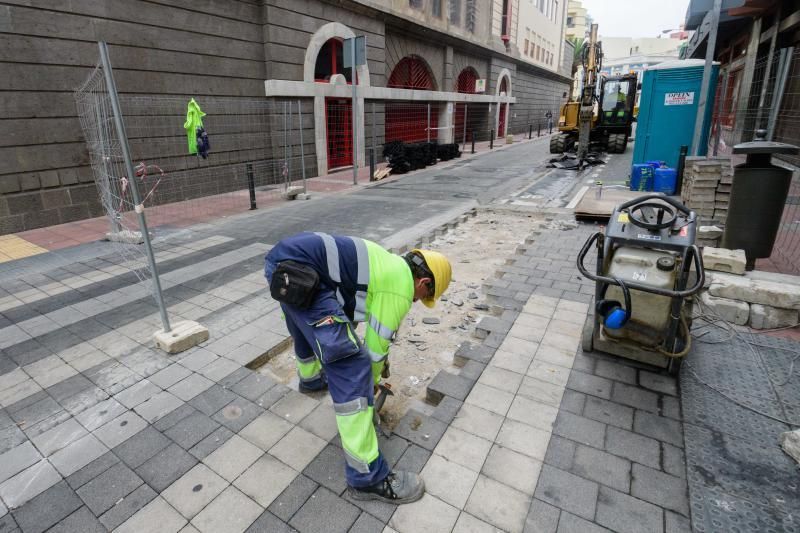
[465,0,476,32]
[554,0,558,21]
[566,16,573,27]
[432,0,441,17]
[524,40,529,54]
[409,0,422,7]
[388,56,436,90]
[450,0,461,25]
[314,38,353,83]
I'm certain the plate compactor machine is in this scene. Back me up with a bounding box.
[577,194,706,374]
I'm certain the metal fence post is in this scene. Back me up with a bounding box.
[490,129,494,149]
[538,122,541,137]
[98,41,171,333]
[471,131,475,154]
[247,163,257,209]
[371,101,377,155]
[352,44,358,185]
[427,103,431,143]
[462,104,468,146]
[283,101,289,191]
[529,124,533,139]
[297,100,307,194]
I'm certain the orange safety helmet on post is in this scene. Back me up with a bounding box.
[411,249,452,308]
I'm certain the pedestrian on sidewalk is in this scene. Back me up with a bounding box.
[264,232,451,504]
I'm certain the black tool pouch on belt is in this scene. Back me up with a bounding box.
[270,260,319,309]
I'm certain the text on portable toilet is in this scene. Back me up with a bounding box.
[664,92,695,106]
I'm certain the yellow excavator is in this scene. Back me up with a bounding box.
[550,24,638,158]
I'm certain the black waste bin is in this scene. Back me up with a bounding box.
[721,129,799,270]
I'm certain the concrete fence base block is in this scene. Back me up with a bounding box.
[296,193,311,200]
[282,186,305,200]
[154,320,210,354]
[780,429,800,465]
[106,230,144,244]
[702,247,747,275]
[749,304,799,330]
[700,291,750,326]
[709,275,800,310]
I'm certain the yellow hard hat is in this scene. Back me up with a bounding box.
[412,249,452,308]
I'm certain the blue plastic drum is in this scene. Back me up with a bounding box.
[631,164,655,191]
[654,167,678,195]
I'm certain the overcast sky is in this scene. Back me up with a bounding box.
[580,0,690,38]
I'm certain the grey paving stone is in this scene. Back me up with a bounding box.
[48,506,106,533]
[567,371,612,400]
[231,373,276,402]
[164,410,221,450]
[134,391,183,424]
[46,374,94,404]
[113,379,161,410]
[202,434,264,483]
[556,512,613,533]
[268,391,317,424]
[149,364,192,390]
[665,510,690,533]
[136,443,198,492]
[571,352,596,374]
[49,432,108,477]
[459,360,487,381]
[583,396,634,430]
[153,404,197,432]
[451,403,504,441]
[113,426,171,469]
[630,464,689,516]
[190,486,261,533]
[427,371,474,403]
[552,411,606,449]
[254,383,291,409]
[232,454,296,508]
[92,410,148,449]
[76,461,144,515]
[302,444,346,494]
[633,411,683,448]
[188,385,237,416]
[0,513,18,533]
[161,463,228,520]
[593,359,637,385]
[270,426,327,472]
[298,403,338,442]
[393,443,431,474]
[482,444,542,495]
[11,481,81,533]
[605,426,661,469]
[11,396,62,431]
[218,367,251,388]
[534,465,598,521]
[662,443,686,479]
[289,487,360,533]
[638,371,677,396]
[213,396,264,433]
[0,459,61,509]
[349,512,384,533]
[188,425,234,460]
[245,510,297,533]
[74,397,126,432]
[0,441,41,484]
[267,475,318,522]
[6,390,49,417]
[544,435,576,471]
[661,396,681,421]
[392,410,447,451]
[571,444,631,492]
[0,423,27,455]
[595,486,663,533]
[453,342,495,366]
[30,417,86,457]
[65,451,119,490]
[168,373,214,402]
[611,383,659,414]
[23,410,72,439]
[98,483,157,531]
[342,488,397,524]
[524,498,560,533]
[377,434,411,467]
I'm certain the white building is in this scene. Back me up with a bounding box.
[515,0,568,72]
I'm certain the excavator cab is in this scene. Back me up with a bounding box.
[595,72,638,153]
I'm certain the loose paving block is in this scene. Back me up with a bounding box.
[435,426,493,472]
[466,475,531,533]
[389,493,460,533]
[234,454,297,508]
[452,404,504,441]
[162,464,228,519]
[77,461,144,515]
[552,412,605,449]
[0,441,41,483]
[595,486,663,533]
[392,410,447,451]
[165,411,221,450]
[135,391,184,423]
[154,320,210,354]
[534,464,598,520]
[431,396,463,425]
[571,444,631,492]
[709,274,800,310]
[0,459,61,509]
[422,454,479,509]
[482,444,542,495]
[496,419,551,461]
[289,486,360,533]
[465,383,514,416]
[567,370,612,400]
[93,410,148,449]
[115,496,187,533]
[98,483,158,530]
[453,343,495,366]
[427,371,474,403]
[700,292,750,326]
[630,464,689,516]
[268,391,318,424]
[633,411,683,447]
[11,480,82,533]
[203,434,264,482]
[267,474,318,522]
[605,426,661,469]
[702,247,746,275]
[749,304,799,330]
[137,443,198,492]
[270,426,327,471]
[507,395,559,432]
[582,396,634,430]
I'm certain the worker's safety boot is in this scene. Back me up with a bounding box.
[348,471,425,504]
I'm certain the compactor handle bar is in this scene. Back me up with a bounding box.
[617,193,692,217]
[576,232,705,298]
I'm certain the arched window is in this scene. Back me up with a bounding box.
[388,56,436,90]
[314,39,353,83]
[455,67,479,94]
[454,67,479,144]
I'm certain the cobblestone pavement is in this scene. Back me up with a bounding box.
[0,137,699,532]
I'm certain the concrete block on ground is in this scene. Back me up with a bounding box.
[781,429,800,465]
[697,225,723,240]
[709,273,800,310]
[106,230,144,244]
[295,193,311,200]
[453,342,494,367]
[702,247,746,275]
[700,291,750,326]
[749,304,799,330]
[426,370,474,404]
[282,186,304,200]
[154,321,210,354]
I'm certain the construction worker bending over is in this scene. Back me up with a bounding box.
[264,232,451,504]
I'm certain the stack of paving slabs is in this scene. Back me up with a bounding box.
[680,156,733,225]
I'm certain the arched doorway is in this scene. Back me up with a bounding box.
[498,76,509,138]
[315,38,354,169]
[454,67,478,145]
[386,56,437,143]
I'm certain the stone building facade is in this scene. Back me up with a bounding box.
[0,0,571,234]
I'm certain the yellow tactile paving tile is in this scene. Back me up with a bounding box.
[0,235,48,263]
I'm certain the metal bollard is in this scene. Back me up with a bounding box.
[529,124,533,139]
[538,123,541,137]
[676,145,689,196]
[247,162,256,210]
[471,131,475,154]
[490,129,494,149]
[369,147,376,182]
